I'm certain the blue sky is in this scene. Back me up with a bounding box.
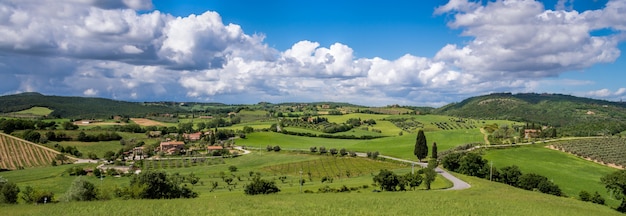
[0,0,624,106]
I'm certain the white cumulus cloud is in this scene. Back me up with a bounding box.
[0,0,624,106]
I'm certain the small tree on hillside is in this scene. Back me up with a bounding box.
[373,169,399,191]
[0,177,20,204]
[65,177,98,202]
[601,170,626,212]
[404,172,423,191]
[499,165,522,187]
[431,142,438,159]
[423,161,437,190]
[244,176,280,195]
[414,130,428,162]
[55,153,69,165]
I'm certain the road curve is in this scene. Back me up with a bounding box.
[377,155,471,190]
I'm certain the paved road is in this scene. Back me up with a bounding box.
[377,155,471,190]
[355,153,470,190]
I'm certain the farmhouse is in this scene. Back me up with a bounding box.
[524,129,540,139]
[184,132,203,141]
[159,141,185,154]
[206,145,224,153]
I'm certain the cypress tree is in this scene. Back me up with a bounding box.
[432,142,438,159]
[414,130,428,162]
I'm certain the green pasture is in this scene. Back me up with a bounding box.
[222,120,274,131]
[237,128,484,160]
[324,113,390,123]
[0,163,106,196]
[48,141,122,158]
[1,166,621,215]
[40,131,159,158]
[11,106,54,116]
[483,144,621,207]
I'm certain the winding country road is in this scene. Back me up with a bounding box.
[349,152,471,190]
[376,155,471,190]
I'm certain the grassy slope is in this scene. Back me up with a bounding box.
[2,171,620,216]
[12,106,54,116]
[237,129,484,160]
[482,144,620,207]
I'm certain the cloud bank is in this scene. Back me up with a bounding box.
[0,0,624,106]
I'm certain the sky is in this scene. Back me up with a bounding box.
[0,0,625,107]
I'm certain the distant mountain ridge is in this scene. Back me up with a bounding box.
[435,93,626,136]
[0,92,184,119]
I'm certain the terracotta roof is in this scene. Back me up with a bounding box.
[207,146,224,150]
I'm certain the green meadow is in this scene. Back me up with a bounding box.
[237,128,484,160]
[1,167,620,216]
[12,107,54,116]
[483,144,621,207]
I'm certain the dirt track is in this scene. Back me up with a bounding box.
[130,118,166,126]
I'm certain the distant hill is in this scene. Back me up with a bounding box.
[436,93,626,136]
[0,92,184,119]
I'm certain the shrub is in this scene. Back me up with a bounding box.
[441,152,464,172]
[229,165,238,172]
[67,166,87,176]
[0,177,20,204]
[21,186,54,204]
[319,146,327,154]
[371,151,379,159]
[498,165,522,187]
[321,176,334,183]
[122,170,198,199]
[273,145,281,152]
[457,153,489,178]
[373,169,400,191]
[579,190,591,202]
[329,148,338,156]
[244,176,280,195]
[518,173,548,191]
[65,177,98,202]
[591,192,605,205]
[537,180,562,196]
[339,148,348,156]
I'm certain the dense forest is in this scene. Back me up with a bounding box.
[0,92,184,119]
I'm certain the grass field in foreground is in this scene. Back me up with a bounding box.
[483,144,621,207]
[1,173,621,216]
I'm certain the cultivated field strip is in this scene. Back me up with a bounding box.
[0,133,70,169]
[553,138,626,167]
[263,157,405,179]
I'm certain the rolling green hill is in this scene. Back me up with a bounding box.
[436,93,626,136]
[0,92,184,119]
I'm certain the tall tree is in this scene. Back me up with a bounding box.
[431,142,438,159]
[423,160,438,190]
[414,130,428,162]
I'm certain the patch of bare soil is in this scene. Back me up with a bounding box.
[479,128,490,145]
[131,118,166,126]
[546,145,624,170]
